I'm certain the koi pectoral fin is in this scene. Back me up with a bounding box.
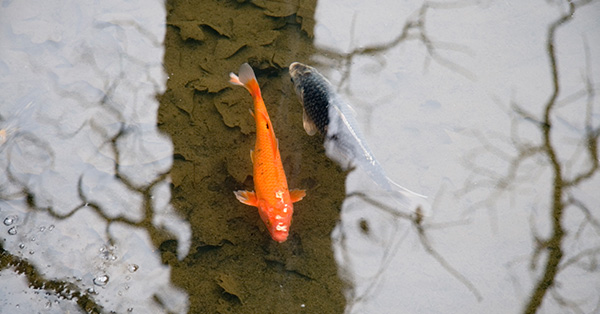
[303,109,318,136]
[289,189,306,203]
[234,190,258,206]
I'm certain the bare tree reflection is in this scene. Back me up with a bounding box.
[462,1,599,313]
[522,2,599,312]
[0,243,103,313]
[0,100,180,312]
[0,30,185,311]
[340,191,482,312]
[309,1,484,311]
[316,0,476,91]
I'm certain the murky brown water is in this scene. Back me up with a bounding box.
[158,1,346,313]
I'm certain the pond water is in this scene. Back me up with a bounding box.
[1,0,599,313]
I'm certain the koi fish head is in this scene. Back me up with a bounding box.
[288,62,312,101]
[257,200,294,243]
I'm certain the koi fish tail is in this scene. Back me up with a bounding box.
[230,63,261,98]
[384,177,431,217]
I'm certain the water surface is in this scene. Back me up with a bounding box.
[1,0,599,314]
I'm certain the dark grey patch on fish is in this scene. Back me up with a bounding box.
[289,62,330,134]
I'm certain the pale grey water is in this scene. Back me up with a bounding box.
[0,0,189,313]
[317,1,600,313]
[1,0,599,313]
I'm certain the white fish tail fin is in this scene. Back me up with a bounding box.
[230,63,260,97]
[229,72,244,86]
[230,63,256,86]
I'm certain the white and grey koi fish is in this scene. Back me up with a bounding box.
[289,62,426,208]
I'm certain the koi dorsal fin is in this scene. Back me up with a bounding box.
[258,110,279,160]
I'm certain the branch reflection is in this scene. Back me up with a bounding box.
[461,1,599,313]
[0,1,189,313]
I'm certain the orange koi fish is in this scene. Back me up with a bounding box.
[230,63,306,243]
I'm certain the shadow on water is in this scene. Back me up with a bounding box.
[158,0,346,313]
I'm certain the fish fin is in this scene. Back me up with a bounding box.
[303,109,318,136]
[229,72,244,86]
[258,110,279,158]
[230,63,260,96]
[250,150,254,164]
[271,133,279,160]
[234,190,258,206]
[248,108,254,117]
[289,189,306,203]
[259,110,272,129]
[236,63,256,85]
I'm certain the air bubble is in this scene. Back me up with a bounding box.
[8,226,17,235]
[93,274,109,286]
[127,264,139,273]
[3,216,17,226]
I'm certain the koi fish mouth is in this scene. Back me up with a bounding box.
[288,62,304,76]
[270,227,289,243]
[265,212,291,243]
